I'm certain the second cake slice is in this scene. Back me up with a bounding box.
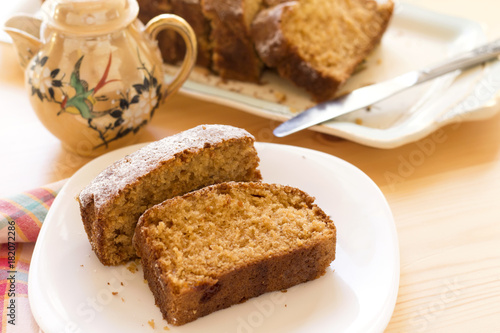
[133,181,336,325]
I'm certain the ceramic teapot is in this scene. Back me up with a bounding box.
[4,0,197,156]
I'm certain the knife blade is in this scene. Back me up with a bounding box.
[273,38,500,137]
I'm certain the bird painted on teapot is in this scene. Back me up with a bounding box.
[4,0,197,156]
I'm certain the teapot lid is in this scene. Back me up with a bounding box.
[41,0,139,35]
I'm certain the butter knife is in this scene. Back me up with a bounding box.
[273,38,500,137]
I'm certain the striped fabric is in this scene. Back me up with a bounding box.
[0,180,65,332]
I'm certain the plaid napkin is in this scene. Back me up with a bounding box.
[0,180,66,332]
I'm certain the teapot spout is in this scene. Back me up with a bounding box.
[4,15,43,69]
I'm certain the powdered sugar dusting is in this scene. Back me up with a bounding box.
[252,2,294,65]
[79,125,255,209]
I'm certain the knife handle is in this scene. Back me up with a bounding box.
[417,38,500,83]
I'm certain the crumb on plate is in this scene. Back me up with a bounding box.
[127,262,138,273]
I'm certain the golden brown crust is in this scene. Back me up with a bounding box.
[201,0,264,82]
[251,0,394,102]
[79,125,262,266]
[134,182,336,325]
[141,237,335,325]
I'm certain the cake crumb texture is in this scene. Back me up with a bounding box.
[252,0,394,101]
[134,182,336,325]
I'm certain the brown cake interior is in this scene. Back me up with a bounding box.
[97,143,260,264]
[139,182,334,288]
[280,0,392,82]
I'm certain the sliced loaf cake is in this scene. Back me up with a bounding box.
[202,0,264,82]
[133,181,336,325]
[252,0,394,101]
[79,125,262,265]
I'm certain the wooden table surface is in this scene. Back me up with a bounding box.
[1,1,500,331]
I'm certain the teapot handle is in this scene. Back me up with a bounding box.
[144,14,197,99]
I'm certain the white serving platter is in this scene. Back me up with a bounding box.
[29,142,399,333]
[166,3,500,148]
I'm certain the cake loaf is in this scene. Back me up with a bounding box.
[201,0,264,82]
[252,0,394,102]
[133,181,336,325]
[136,0,394,101]
[78,125,262,266]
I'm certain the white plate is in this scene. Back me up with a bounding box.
[29,142,399,333]
[166,3,500,148]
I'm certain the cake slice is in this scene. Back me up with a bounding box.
[251,0,394,102]
[78,125,262,266]
[133,181,336,325]
[202,0,264,82]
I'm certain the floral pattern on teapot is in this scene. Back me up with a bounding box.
[4,0,197,157]
[27,50,162,150]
